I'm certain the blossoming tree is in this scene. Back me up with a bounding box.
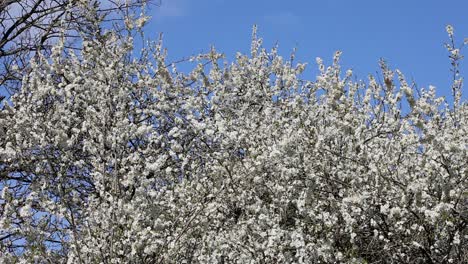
[0,0,152,97]
[0,9,466,263]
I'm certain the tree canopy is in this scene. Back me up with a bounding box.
[0,3,467,263]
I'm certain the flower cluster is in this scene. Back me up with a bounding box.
[0,26,466,263]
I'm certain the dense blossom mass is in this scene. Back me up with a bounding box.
[0,15,467,264]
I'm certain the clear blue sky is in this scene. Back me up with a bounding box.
[146,0,468,101]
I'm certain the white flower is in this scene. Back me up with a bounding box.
[19,204,31,218]
[453,232,460,245]
[135,15,150,28]
[147,155,167,171]
[446,25,454,36]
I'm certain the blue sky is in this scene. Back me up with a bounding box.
[146,0,468,101]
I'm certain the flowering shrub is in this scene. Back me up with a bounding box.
[0,24,466,263]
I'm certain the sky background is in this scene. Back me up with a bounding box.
[145,0,468,101]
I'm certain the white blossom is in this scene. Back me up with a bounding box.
[0,19,466,264]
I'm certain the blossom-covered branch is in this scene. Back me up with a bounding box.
[0,16,466,264]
